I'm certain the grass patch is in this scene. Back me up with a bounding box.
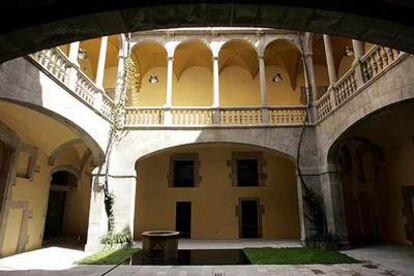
[76,248,140,265]
[243,247,359,265]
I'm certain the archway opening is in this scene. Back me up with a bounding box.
[133,143,301,241]
[173,40,213,106]
[219,40,259,106]
[264,39,304,105]
[129,41,167,106]
[329,101,414,247]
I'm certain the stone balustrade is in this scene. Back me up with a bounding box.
[125,106,306,127]
[29,45,408,126]
[29,48,114,120]
[316,46,408,121]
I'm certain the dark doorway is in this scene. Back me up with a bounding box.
[176,202,191,238]
[44,190,66,240]
[43,170,77,241]
[240,199,261,238]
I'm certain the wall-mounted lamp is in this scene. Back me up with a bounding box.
[344,46,354,57]
[149,74,159,84]
[78,48,87,60]
[272,73,283,83]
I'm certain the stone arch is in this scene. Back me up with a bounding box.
[50,164,81,181]
[109,127,302,175]
[48,139,83,166]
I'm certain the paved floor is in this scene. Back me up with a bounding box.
[0,241,412,276]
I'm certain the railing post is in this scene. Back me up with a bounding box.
[261,107,269,124]
[94,90,104,111]
[212,107,220,125]
[328,87,336,110]
[67,65,78,92]
[353,61,365,88]
[163,107,173,125]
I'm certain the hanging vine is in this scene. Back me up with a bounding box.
[101,35,132,236]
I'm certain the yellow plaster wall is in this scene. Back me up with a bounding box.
[266,66,303,105]
[132,67,167,106]
[2,150,52,256]
[135,144,300,240]
[173,67,213,106]
[379,138,414,245]
[220,66,260,106]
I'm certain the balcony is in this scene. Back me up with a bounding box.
[316,46,408,122]
[27,42,409,129]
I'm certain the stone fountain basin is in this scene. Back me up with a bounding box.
[142,230,179,261]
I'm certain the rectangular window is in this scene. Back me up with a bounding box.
[237,159,259,186]
[173,160,195,187]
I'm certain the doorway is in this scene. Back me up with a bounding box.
[44,190,66,240]
[176,201,191,238]
[239,199,261,238]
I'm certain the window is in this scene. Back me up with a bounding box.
[230,152,266,187]
[237,159,259,186]
[169,154,200,187]
[174,160,195,187]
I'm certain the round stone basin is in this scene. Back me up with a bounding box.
[142,230,179,261]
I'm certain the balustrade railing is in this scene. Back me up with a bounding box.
[315,46,407,121]
[172,108,213,125]
[29,48,113,120]
[125,106,306,127]
[268,107,306,125]
[220,107,262,125]
[125,107,163,125]
[31,48,71,84]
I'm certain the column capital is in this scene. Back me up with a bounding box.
[212,56,219,61]
[258,55,265,60]
[167,56,174,61]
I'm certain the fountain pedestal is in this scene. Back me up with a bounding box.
[141,230,179,261]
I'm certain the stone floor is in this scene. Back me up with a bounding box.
[0,241,412,276]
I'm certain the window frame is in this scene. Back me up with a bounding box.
[168,153,200,188]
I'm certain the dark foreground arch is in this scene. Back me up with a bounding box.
[1,1,414,62]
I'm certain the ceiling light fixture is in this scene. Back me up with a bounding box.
[345,46,354,57]
[149,74,159,84]
[78,48,87,60]
[272,73,283,83]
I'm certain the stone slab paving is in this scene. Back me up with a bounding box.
[0,242,412,276]
[0,263,405,276]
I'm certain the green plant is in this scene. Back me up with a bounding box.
[305,233,343,250]
[100,232,131,247]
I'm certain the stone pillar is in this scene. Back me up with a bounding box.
[110,175,137,237]
[212,55,220,124]
[67,42,80,90]
[258,55,269,124]
[320,165,348,243]
[68,41,80,64]
[85,171,107,253]
[164,56,174,125]
[323,35,337,85]
[95,36,108,88]
[352,40,364,61]
[352,40,365,87]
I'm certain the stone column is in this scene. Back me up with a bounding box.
[323,35,337,85]
[320,165,348,243]
[85,171,107,253]
[95,36,108,89]
[212,55,220,124]
[352,40,365,86]
[67,42,80,90]
[258,55,269,124]
[68,41,80,64]
[352,40,364,61]
[164,56,174,124]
